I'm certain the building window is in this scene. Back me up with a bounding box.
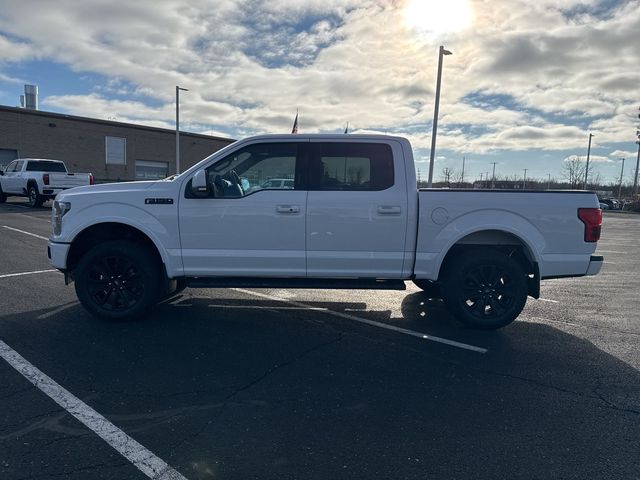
[105,136,126,165]
[135,160,169,180]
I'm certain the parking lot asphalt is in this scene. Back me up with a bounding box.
[1,197,639,480]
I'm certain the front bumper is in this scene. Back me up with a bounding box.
[586,255,604,276]
[48,241,71,270]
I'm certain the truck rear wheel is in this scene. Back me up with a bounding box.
[441,250,528,329]
[28,185,44,208]
[74,240,162,320]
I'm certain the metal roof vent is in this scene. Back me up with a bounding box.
[24,84,38,110]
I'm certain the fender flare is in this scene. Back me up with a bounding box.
[66,204,172,267]
[431,209,545,279]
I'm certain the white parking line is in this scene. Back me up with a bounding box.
[0,269,58,279]
[2,225,49,241]
[536,298,559,303]
[0,339,188,480]
[233,288,488,354]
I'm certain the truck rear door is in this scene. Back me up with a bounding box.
[305,140,408,278]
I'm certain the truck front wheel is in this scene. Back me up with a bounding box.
[74,240,162,320]
[441,250,528,329]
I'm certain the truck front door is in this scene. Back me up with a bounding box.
[179,141,308,277]
[306,141,408,279]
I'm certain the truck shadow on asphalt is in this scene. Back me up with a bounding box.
[1,298,640,480]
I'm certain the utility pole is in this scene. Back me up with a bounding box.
[547,173,551,190]
[491,162,497,189]
[523,168,528,189]
[175,86,188,174]
[461,156,466,186]
[634,107,640,196]
[427,46,453,188]
[635,138,640,196]
[584,133,594,189]
[618,158,625,200]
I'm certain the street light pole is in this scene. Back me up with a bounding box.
[547,173,551,190]
[584,133,594,189]
[618,158,625,200]
[461,156,465,186]
[523,168,528,189]
[427,46,452,188]
[176,86,188,174]
[634,139,640,196]
[491,162,497,189]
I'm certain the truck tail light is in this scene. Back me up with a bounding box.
[578,208,602,242]
[89,173,95,185]
[43,173,50,185]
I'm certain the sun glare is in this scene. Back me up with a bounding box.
[404,0,474,34]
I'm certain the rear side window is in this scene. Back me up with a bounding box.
[26,161,67,172]
[309,143,394,191]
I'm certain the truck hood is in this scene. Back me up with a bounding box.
[60,181,157,196]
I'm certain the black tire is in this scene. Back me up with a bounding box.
[441,250,528,329]
[27,185,44,208]
[74,240,162,320]
[412,279,442,299]
[0,185,6,203]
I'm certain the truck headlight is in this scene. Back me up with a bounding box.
[52,201,71,236]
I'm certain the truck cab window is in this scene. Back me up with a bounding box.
[310,143,394,191]
[203,142,299,198]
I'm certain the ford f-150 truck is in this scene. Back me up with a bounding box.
[0,158,94,207]
[48,135,603,329]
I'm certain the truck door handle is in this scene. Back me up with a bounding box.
[276,205,300,214]
[377,205,401,215]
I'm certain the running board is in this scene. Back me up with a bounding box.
[185,277,407,290]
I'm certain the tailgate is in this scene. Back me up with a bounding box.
[49,173,90,189]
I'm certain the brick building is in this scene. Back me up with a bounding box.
[0,105,234,182]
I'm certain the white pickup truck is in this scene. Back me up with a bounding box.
[0,158,94,207]
[48,135,603,329]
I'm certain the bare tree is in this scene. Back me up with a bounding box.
[440,167,455,187]
[562,156,586,189]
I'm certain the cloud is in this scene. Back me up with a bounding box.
[0,0,638,157]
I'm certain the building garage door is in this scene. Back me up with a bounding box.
[135,160,169,180]
[0,149,18,169]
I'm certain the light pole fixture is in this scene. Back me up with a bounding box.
[584,133,594,189]
[176,86,188,174]
[427,45,452,188]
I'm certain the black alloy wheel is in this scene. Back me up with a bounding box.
[442,250,528,329]
[75,240,161,320]
[28,185,43,208]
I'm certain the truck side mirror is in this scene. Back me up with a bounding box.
[190,169,209,197]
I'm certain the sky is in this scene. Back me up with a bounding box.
[1,0,639,185]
